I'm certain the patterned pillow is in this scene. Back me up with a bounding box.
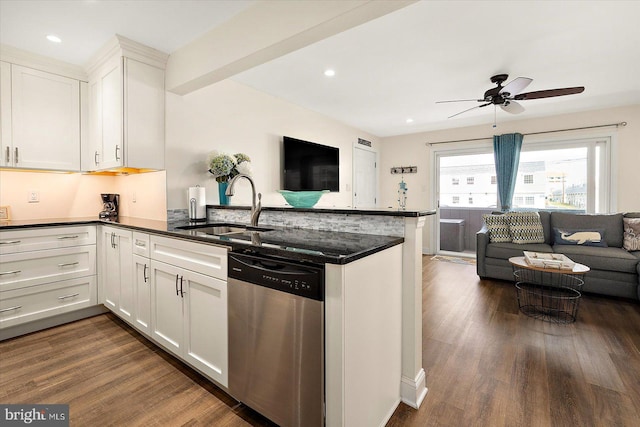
[507,211,545,244]
[553,228,608,247]
[483,214,512,243]
[623,218,640,251]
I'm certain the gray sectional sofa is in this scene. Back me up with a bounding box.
[477,211,640,300]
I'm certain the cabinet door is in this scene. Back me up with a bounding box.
[100,226,132,317]
[116,231,133,322]
[0,61,11,167]
[102,228,119,311]
[124,58,164,170]
[10,64,80,170]
[133,254,151,335]
[150,260,183,357]
[182,269,228,386]
[98,57,123,170]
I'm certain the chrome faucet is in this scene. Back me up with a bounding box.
[225,174,262,227]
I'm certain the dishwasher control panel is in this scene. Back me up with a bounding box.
[228,252,324,301]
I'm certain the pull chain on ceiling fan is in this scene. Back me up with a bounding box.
[437,74,585,119]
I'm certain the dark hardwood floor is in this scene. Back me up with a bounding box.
[1,256,639,426]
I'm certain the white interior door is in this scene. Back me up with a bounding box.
[353,146,377,208]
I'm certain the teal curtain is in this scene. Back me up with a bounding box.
[493,133,523,211]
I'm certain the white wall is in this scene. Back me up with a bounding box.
[165,79,380,210]
[0,170,167,221]
[378,105,640,252]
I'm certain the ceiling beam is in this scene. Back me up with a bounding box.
[165,0,416,95]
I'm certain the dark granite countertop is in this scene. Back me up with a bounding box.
[0,217,404,265]
[208,205,436,217]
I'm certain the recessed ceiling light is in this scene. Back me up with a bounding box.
[406,118,414,124]
[46,34,62,43]
[324,69,335,77]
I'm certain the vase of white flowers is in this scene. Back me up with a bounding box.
[208,151,252,205]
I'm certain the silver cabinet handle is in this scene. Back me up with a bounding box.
[58,293,79,300]
[134,240,146,248]
[0,240,21,245]
[5,147,9,164]
[143,264,148,283]
[58,262,79,268]
[115,145,121,161]
[57,235,79,240]
[0,270,21,276]
[0,305,21,313]
[179,275,185,298]
[94,151,99,165]
[14,147,18,164]
[175,274,180,296]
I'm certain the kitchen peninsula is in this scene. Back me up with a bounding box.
[0,206,435,427]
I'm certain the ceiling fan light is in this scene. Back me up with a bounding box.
[46,34,62,43]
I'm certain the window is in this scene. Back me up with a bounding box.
[525,196,535,205]
[468,197,473,204]
[436,138,611,212]
[452,196,459,204]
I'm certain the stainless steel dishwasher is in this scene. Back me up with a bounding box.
[228,251,324,427]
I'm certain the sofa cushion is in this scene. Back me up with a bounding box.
[553,244,639,273]
[553,227,607,247]
[483,214,512,243]
[486,242,553,260]
[538,211,552,244]
[551,212,624,247]
[623,218,640,251]
[507,211,545,244]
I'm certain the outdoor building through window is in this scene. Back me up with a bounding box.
[437,137,610,213]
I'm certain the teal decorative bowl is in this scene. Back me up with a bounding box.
[277,190,329,208]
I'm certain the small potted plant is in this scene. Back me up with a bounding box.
[208,151,251,204]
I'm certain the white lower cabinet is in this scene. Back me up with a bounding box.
[0,225,97,330]
[132,231,151,335]
[150,259,228,387]
[100,226,133,322]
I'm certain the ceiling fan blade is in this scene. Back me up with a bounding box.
[436,99,484,103]
[448,102,491,119]
[500,100,525,114]
[499,77,532,97]
[515,86,585,100]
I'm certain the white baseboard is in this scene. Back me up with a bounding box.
[400,369,428,409]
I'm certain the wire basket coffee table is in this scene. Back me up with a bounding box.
[509,256,589,324]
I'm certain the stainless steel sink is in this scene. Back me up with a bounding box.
[175,223,273,236]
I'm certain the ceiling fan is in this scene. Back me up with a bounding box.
[437,74,585,119]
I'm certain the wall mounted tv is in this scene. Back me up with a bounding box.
[283,136,339,192]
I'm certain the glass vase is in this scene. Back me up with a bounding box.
[218,181,229,206]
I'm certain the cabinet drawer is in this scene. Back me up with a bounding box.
[150,235,227,279]
[0,276,97,329]
[0,245,96,292]
[0,225,96,255]
[132,232,150,257]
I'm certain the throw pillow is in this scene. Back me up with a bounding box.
[623,218,640,251]
[483,214,512,243]
[507,211,545,244]
[553,228,608,247]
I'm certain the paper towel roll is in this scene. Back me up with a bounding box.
[188,186,206,220]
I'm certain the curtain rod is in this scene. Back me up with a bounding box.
[426,121,627,146]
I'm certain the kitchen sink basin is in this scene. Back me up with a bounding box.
[175,223,273,236]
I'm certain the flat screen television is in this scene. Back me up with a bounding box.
[283,136,339,191]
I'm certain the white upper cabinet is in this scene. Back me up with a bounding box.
[84,36,167,172]
[1,63,80,170]
[0,61,11,168]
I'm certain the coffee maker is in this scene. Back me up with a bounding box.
[99,193,119,219]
